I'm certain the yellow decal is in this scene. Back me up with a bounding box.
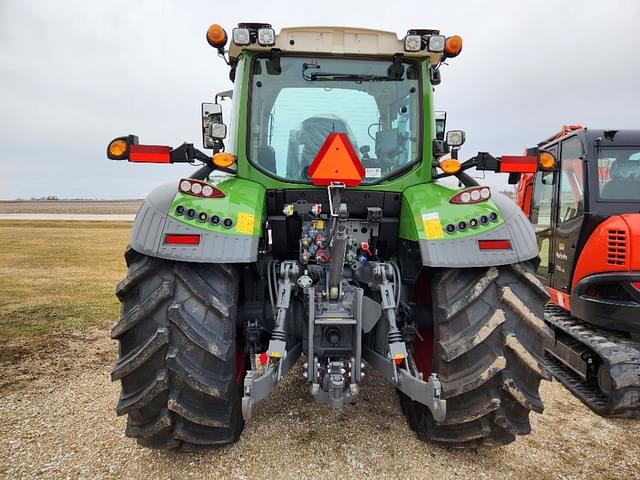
[313,220,325,229]
[236,212,255,234]
[422,212,444,240]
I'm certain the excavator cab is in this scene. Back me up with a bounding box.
[518,126,640,417]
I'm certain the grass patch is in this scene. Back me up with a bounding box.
[0,221,131,341]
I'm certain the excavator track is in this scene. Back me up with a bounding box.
[544,303,640,417]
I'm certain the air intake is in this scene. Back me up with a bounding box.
[607,229,627,266]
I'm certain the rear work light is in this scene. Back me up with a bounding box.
[478,239,511,250]
[450,187,491,204]
[404,34,422,52]
[178,179,225,198]
[257,27,276,46]
[164,234,201,245]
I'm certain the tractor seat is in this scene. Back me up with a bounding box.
[601,159,640,199]
[299,115,354,174]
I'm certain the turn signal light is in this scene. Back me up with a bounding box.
[439,158,461,174]
[206,24,227,48]
[212,152,236,169]
[444,35,463,58]
[107,135,137,160]
[539,151,557,170]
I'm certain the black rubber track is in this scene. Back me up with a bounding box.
[544,303,640,418]
[400,262,553,447]
[111,247,244,450]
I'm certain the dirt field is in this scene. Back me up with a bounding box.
[1,221,639,479]
[0,200,141,215]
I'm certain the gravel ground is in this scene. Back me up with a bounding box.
[1,330,639,480]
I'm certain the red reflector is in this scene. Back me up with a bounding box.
[632,282,640,290]
[478,239,511,250]
[129,144,172,163]
[499,155,537,173]
[164,234,200,245]
[259,352,269,366]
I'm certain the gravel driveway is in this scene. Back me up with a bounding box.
[1,329,639,480]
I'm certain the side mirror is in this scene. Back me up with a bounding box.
[435,111,447,141]
[202,102,227,149]
[446,130,466,147]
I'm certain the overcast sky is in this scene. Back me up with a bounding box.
[1,0,639,199]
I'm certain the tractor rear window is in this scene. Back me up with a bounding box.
[248,55,421,183]
[597,148,640,201]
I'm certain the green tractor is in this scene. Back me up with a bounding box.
[108,23,554,449]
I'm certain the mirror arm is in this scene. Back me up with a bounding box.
[170,143,214,165]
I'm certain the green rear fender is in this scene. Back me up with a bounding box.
[399,183,538,267]
[129,177,265,263]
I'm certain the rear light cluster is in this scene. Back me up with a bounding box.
[445,212,498,234]
[450,187,491,205]
[175,205,234,228]
[178,179,225,198]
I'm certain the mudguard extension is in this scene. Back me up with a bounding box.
[400,184,538,267]
[130,178,264,263]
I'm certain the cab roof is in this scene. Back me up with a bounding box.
[228,26,444,65]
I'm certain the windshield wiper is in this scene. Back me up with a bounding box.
[302,63,402,82]
[303,71,402,82]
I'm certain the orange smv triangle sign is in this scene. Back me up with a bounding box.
[308,133,365,186]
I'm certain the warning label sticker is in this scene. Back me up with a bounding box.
[422,212,444,240]
[365,167,382,178]
[236,212,255,234]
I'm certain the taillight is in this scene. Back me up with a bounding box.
[632,282,640,291]
[478,239,511,250]
[450,187,491,204]
[164,234,201,245]
[178,179,225,198]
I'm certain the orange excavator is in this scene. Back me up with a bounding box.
[516,125,640,417]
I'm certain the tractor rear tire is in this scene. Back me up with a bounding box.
[111,248,245,450]
[400,262,552,447]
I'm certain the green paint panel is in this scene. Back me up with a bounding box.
[399,183,504,241]
[168,177,265,236]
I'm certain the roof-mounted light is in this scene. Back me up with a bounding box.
[444,35,463,58]
[232,27,251,46]
[404,34,422,52]
[206,24,227,49]
[257,27,276,46]
[427,35,446,53]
